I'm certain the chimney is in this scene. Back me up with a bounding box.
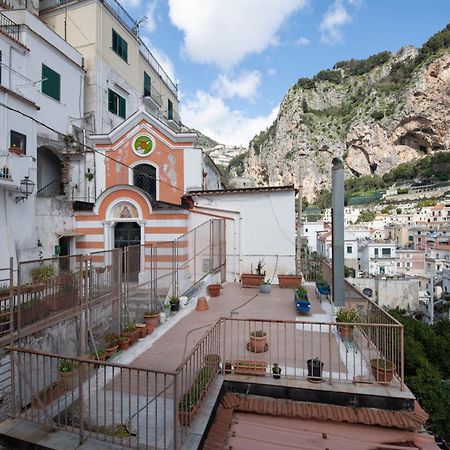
[332,157,345,307]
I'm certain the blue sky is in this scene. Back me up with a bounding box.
[123,0,450,146]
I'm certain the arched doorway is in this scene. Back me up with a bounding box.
[36,146,63,196]
[133,163,157,201]
[114,222,141,281]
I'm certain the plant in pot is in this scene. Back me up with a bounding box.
[118,335,131,351]
[241,259,266,288]
[335,307,360,339]
[307,357,324,381]
[143,309,160,329]
[249,330,268,353]
[259,279,272,294]
[122,323,139,345]
[278,272,302,288]
[370,357,394,384]
[207,283,221,297]
[272,363,282,379]
[135,323,147,338]
[58,359,78,389]
[223,360,232,374]
[295,286,308,300]
[104,332,119,357]
[90,349,106,361]
[170,296,180,312]
[203,353,221,370]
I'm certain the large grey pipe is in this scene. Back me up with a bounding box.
[332,157,345,307]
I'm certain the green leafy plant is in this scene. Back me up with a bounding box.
[310,357,322,368]
[178,366,213,412]
[295,287,308,298]
[59,359,76,373]
[118,335,130,344]
[169,296,179,305]
[124,322,135,333]
[104,332,119,348]
[144,309,160,317]
[335,307,360,323]
[250,330,267,338]
[31,264,55,282]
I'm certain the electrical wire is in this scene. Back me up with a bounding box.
[0,100,187,194]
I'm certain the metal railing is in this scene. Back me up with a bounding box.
[0,12,20,42]
[0,163,11,180]
[36,179,64,198]
[144,85,162,107]
[8,347,177,449]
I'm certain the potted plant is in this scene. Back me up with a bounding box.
[170,296,180,312]
[335,307,360,339]
[122,323,139,345]
[118,335,131,351]
[249,330,267,353]
[90,349,106,361]
[143,309,160,328]
[207,283,221,297]
[104,332,119,357]
[278,273,302,288]
[223,360,232,374]
[272,363,282,379]
[31,264,55,283]
[307,357,324,381]
[203,353,221,370]
[58,359,78,389]
[370,358,394,384]
[135,323,147,338]
[295,286,308,300]
[259,279,272,294]
[233,360,267,376]
[241,260,266,288]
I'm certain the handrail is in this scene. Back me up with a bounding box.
[0,12,21,43]
[36,179,63,197]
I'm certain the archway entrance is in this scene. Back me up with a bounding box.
[114,222,141,282]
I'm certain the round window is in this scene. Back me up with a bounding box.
[132,135,155,156]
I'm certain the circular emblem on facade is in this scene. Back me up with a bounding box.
[132,135,154,156]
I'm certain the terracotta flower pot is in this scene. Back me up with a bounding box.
[196,297,209,311]
[277,274,302,288]
[249,332,267,353]
[144,313,160,328]
[146,323,154,335]
[241,274,264,288]
[135,323,147,338]
[337,324,353,339]
[118,338,130,351]
[370,358,394,384]
[105,345,118,358]
[207,284,221,297]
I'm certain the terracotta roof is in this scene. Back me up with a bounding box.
[221,393,428,432]
[184,185,296,196]
[433,243,450,251]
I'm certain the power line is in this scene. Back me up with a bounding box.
[0,100,187,194]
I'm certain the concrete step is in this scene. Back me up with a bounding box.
[0,418,130,449]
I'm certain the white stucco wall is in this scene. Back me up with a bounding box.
[184,148,202,192]
[301,221,325,252]
[190,189,296,283]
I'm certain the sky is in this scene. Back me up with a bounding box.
[122,0,450,147]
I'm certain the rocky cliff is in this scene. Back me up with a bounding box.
[241,26,450,201]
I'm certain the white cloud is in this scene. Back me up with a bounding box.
[168,0,308,68]
[319,0,352,44]
[141,37,177,83]
[181,91,279,146]
[212,71,262,100]
[295,36,310,46]
[267,68,277,77]
[143,1,158,33]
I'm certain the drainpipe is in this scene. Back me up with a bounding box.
[332,157,345,307]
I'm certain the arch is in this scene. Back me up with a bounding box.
[130,162,158,202]
[106,196,143,221]
[36,146,63,194]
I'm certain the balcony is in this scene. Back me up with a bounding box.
[0,12,20,43]
[143,85,162,110]
[0,157,13,187]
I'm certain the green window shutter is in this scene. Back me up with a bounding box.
[144,72,151,97]
[168,99,173,120]
[118,95,126,119]
[112,29,128,62]
[108,89,116,114]
[42,64,61,101]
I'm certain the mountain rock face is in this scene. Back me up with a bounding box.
[242,43,450,201]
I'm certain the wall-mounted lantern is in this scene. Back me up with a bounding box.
[15,176,35,203]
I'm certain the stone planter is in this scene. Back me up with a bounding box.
[207,284,221,297]
[233,360,267,376]
[370,358,394,384]
[259,283,272,294]
[241,274,264,288]
[277,274,302,288]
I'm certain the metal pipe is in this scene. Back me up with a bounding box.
[331,157,345,307]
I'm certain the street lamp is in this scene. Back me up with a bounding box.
[15,176,35,203]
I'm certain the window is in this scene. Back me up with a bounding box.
[347,246,353,254]
[406,262,411,268]
[133,164,156,200]
[42,64,60,101]
[108,89,126,119]
[382,248,391,256]
[397,262,401,267]
[374,248,379,256]
[144,72,151,97]
[10,130,26,154]
[112,29,128,62]
[167,99,173,120]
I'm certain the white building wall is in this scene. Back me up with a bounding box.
[191,190,296,283]
[301,221,325,252]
